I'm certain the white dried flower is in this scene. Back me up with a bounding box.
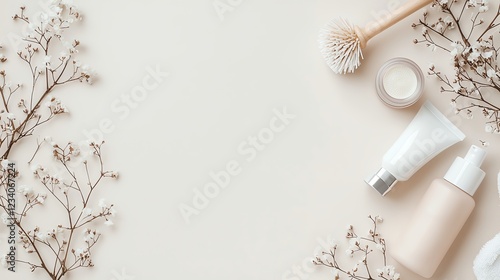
[0,253,6,268]
[79,64,96,84]
[487,69,497,79]
[98,198,107,208]
[104,220,113,226]
[479,4,489,12]
[450,42,464,57]
[384,265,396,276]
[1,159,10,169]
[45,97,68,114]
[104,170,119,178]
[31,163,42,173]
[376,243,385,251]
[83,230,95,242]
[428,43,437,51]
[6,113,15,120]
[436,22,444,32]
[476,66,486,75]
[62,41,76,53]
[75,248,86,256]
[59,51,68,60]
[468,48,481,62]
[18,185,34,198]
[1,213,9,225]
[83,208,92,216]
[36,231,50,242]
[61,0,75,6]
[36,193,47,204]
[482,50,494,58]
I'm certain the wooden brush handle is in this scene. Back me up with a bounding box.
[355,0,433,48]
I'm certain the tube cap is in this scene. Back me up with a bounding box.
[444,145,486,196]
[365,168,398,196]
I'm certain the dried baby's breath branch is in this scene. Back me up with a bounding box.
[0,2,116,279]
[0,3,94,159]
[11,140,117,279]
[413,0,500,133]
[313,215,400,280]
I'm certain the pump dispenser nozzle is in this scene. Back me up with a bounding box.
[443,145,486,196]
[465,145,486,167]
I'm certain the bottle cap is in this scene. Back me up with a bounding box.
[443,145,486,196]
[365,168,397,196]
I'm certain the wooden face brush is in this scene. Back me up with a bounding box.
[319,0,433,74]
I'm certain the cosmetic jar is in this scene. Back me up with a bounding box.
[375,58,424,108]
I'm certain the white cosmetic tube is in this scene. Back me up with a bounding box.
[365,101,465,196]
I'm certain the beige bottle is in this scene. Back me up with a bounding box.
[391,145,486,278]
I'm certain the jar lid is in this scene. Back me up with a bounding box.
[375,57,425,108]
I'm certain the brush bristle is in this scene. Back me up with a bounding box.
[319,18,363,74]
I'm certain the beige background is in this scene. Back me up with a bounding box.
[1,0,500,279]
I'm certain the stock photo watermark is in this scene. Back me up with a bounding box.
[213,0,244,21]
[110,267,135,280]
[83,64,169,143]
[3,163,17,272]
[179,106,296,224]
[24,64,170,186]
[364,0,407,33]
[282,234,336,280]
